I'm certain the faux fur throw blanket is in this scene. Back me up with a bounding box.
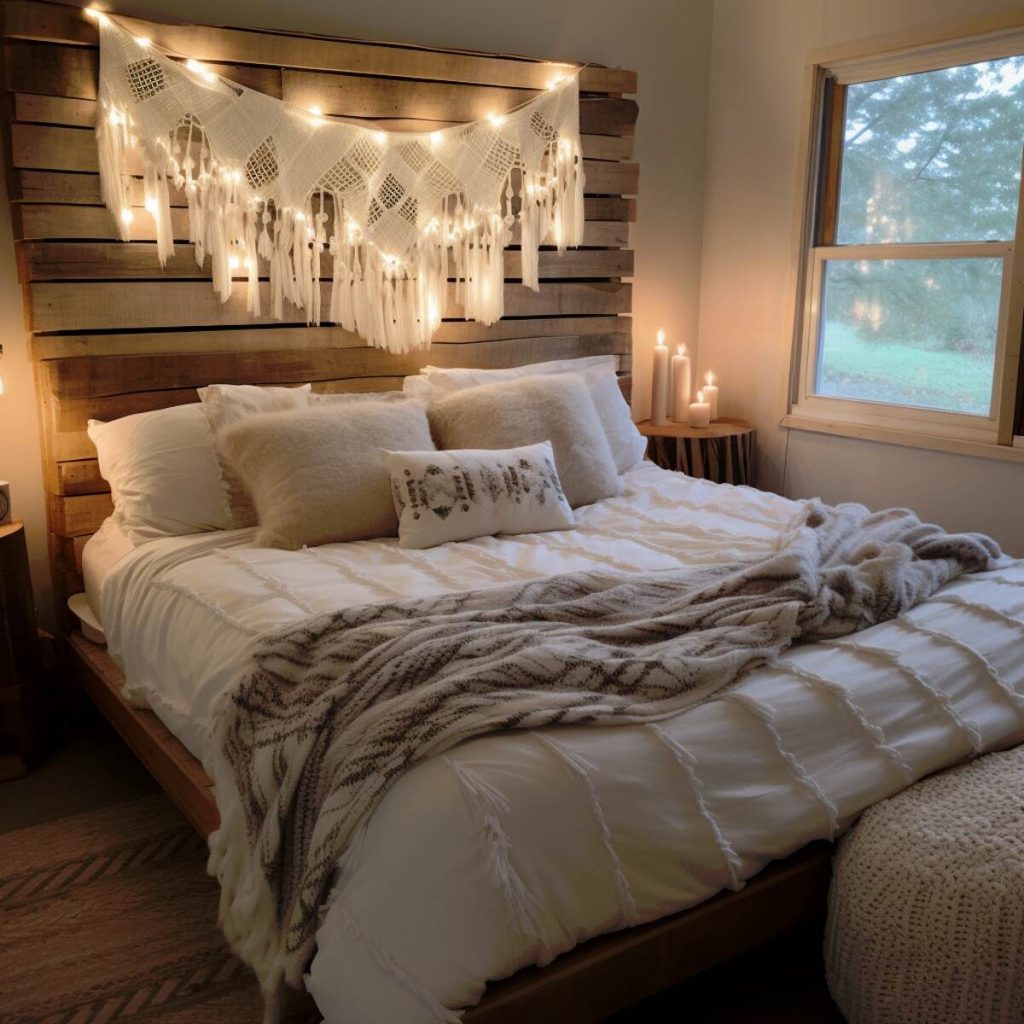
[204,499,1001,1003]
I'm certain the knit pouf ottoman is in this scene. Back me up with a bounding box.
[825,745,1024,1023]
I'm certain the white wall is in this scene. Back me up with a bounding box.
[698,0,1024,555]
[0,0,713,624]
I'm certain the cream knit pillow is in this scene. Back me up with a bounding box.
[427,374,622,508]
[217,401,435,549]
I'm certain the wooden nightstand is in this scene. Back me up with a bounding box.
[636,418,757,486]
[0,520,61,780]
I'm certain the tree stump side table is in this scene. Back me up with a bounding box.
[635,418,756,486]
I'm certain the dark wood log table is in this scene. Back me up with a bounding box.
[635,418,756,486]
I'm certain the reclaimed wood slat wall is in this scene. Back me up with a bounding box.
[0,0,638,622]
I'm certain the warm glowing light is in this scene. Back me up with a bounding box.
[186,59,216,83]
[373,130,387,145]
[243,257,252,270]
[308,105,323,116]
[547,75,566,90]
[429,131,443,147]
[705,371,714,385]
[108,110,123,126]
[294,211,306,222]
[487,112,506,127]
[228,254,240,270]
[144,196,157,213]
[120,207,134,226]
[697,390,705,403]
[85,7,109,25]
[677,344,685,357]
[134,35,151,48]
[308,105,325,127]
[656,328,666,346]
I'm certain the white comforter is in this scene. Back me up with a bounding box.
[100,463,1024,1022]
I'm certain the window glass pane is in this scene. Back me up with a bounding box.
[815,258,1001,415]
[836,57,1024,243]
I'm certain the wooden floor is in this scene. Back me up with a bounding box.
[1,709,845,1022]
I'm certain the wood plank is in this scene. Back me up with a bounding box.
[47,491,112,536]
[68,634,220,839]
[31,315,630,359]
[47,332,631,401]
[3,1,636,95]
[56,460,104,498]
[21,241,634,282]
[4,40,282,100]
[7,125,637,193]
[10,96,634,160]
[4,41,633,133]
[30,279,631,333]
[281,72,637,133]
[14,201,630,246]
[11,169,638,221]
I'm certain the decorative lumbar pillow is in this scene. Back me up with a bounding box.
[385,442,577,549]
[198,383,311,527]
[217,401,435,550]
[427,374,623,508]
[88,403,231,545]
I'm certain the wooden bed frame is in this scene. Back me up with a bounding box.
[6,1,834,1018]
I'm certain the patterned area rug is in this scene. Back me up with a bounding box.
[0,794,314,1024]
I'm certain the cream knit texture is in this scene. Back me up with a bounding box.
[826,744,1024,1024]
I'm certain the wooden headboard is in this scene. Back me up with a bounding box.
[0,0,637,625]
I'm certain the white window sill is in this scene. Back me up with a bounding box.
[780,414,1024,465]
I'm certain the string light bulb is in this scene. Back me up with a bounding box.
[228,254,240,270]
[108,109,123,126]
[143,196,157,213]
[120,207,134,226]
[84,7,110,25]
[547,75,567,90]
[429,131,443,148]
[308,105,325,127]
[185,58,217,84]
[373,130,387,145]
[134,35,151,48]
[487,112,506,127]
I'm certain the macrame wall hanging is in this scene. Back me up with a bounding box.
[90,11,586,353]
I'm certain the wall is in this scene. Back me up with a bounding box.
[698,0,1024,554]
[0,0,713,625]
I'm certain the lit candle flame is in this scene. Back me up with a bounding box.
[656,328,666,346]
[705,371,714,385]
[677,344,686,356]
[697,390,705,403]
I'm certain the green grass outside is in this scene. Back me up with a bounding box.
[817,323,995,416]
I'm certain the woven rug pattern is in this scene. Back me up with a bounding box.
[0,794,307,1024]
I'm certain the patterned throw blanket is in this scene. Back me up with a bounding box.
[204,499,1001,1006]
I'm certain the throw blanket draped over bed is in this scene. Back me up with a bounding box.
[204,499,1001,1004]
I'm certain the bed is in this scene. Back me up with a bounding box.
[76,459,1024,1022]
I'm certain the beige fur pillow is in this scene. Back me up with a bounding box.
[217,401,434,549]
[427,374,622,508]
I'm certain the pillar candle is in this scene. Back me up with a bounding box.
[651,329,670,426]
[687,390,711,428]
[703,372,720,421]
[670,345,691,422]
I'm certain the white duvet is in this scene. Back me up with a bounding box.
[98,463,1024,1022]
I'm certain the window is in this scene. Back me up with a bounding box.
[788,35,1024,455]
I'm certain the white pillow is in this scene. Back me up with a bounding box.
[312,391,410,406]
[198,383,312,527]
[427,373,623,509]
[216,401,435,550]
[408,360,645,473]
[87,403,230,545]
[405,354,617,397]
[385,442,577,549]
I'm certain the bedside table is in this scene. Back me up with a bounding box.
[0,520,61,780]
[635,418,756,486]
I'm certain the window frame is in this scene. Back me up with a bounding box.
[784,25,1024,458]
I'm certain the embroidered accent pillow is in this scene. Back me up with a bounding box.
[427,374,623,508]
[217,401,434,550]
[385,442,577,549]
[199,383,312,528]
